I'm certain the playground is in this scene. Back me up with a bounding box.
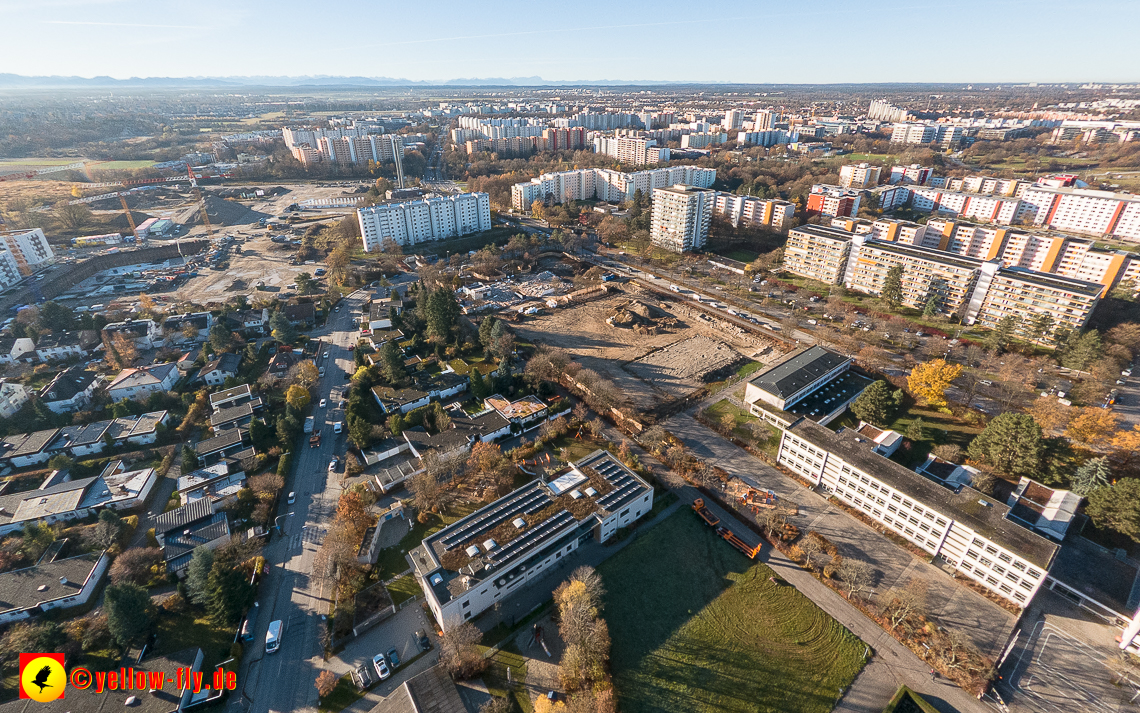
[598,508,866,713]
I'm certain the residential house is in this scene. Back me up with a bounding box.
[193,426,251,465]
[197,352,241,386]
[0,551,110,625]
[34,331,90,362]
[282,302,315,327]
[209,402,256,431]
[0,336,35,364]
[266,347,303,380]
[38,366,100,414]
[102,318,161,350]
[175,347,202,375]
[176,463,246,506]
[209,383,256,411]
[372,385,431,414]
[46,421,113,458]
[224,307,270,333]
[2,428,60,467]
[0,464,158,536]
[356,665,466,713]
[154,499,231,573]
[162,312,213,345]
[0,379,28,419]
[374,411,511,493]
[123,410,170,445]
[107,362,180,401]
[484,394,549,430]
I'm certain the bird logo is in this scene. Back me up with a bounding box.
[19,654,65,702]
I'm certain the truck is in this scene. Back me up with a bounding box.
[692,498,720,528]
[309,430,322,448]
[303,416,315,434]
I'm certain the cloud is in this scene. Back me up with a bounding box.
[43,20,210,29]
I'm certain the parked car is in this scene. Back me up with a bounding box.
[386,648,399,668]
[372,654,391,680]
[319,399,327,408]
[287,492,296,504]
[416,630,432,651]
[353,663,375,691]
[328,457,338,472]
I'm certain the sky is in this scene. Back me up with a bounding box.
[2,0,1138,84]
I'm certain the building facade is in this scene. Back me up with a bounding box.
[711,193,796,232]
[650,185,714,253]
[358,193,491,251]
[839,163,882,189]
[783,226,854,284]
[510,166,716,211]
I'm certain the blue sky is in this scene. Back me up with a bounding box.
[3,0,1137,83]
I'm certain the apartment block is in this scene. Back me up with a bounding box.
[777,418,1058,608]
[0,229,54,276]
[411,450,652,630]
[891,123,938,144]
[868,219,927,245]
[510,166,715,211]
[593,135,668,165]
[839,163,882,189]
[650,185,714,253]
[543,127,587,151]
[290,144,322,166]
[1018,185,1140,243]
[711,193,796,232]
[868,100,909,123]
[973,268,1102,335]
[783,226,854,284]
[889,164,934,186]
[807,185,862,218]
[844,237,987,317]
[723,109,745,130]
[1051,238,1137,288]
[909,188,1022,224]
[680,132,728,149]
[736,129,795,147]
[754,109,775,131]
[358,193,491,251]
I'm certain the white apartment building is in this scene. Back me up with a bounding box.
[888,164,934,186]
[891,123,938,144]
[0,229,54,276]
[510,166,716,211]
[592,136,668,165]
[681,132,728,149]
[358,193,490,251]
[868,100,909,123]
[908,188,1022,224]
[1017,185,1140,242]
[973,268,1102,336]
[839,163,882,189]
[754,110,775,131]
[650,185,714,253]
[867,219,927,245]
[722,109,745,130]
[783,226,854,284]
[737,129,795,147]
[777,418,1058,608]
[843,236,988,317]
[712,193,795,232]
[1051,239,1137,289]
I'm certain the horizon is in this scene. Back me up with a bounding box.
[2,0,1138,84]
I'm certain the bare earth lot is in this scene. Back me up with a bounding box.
[175,232,321,303]
[513,289,765,412]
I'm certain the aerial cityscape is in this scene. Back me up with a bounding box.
[1,7,1140,713]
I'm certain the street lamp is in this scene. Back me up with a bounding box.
[274,513,295,532]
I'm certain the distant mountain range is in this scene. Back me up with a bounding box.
[0,73,681,88]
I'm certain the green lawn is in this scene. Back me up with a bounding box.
[93,160,157,170]
[386,574,422,606]
[714,249,760,263]
[599,510,866,713]
[318,674,365,713]
[702,398,779,455]
[154,608,236,670]
[482,646,532,713]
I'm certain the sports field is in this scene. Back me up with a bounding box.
[599,509,866,713]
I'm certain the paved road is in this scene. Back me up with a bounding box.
[233,289,368,713]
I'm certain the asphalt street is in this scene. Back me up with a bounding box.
[232,289,367,713]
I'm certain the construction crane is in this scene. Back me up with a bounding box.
[186,164,215,240]
[118,195,140,242]
[0,161,86,183]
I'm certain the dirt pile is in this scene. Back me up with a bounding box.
[607,299,679,335]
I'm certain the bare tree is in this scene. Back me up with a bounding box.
[799,536,823,570]
[884,578,928,631]
[439,621,487,679]
[837,558,874,599]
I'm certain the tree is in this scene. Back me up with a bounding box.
[110,547,163,586]
[931,444,961,462]
[850,380,897,426]
[1110,425,1140,476]
[93,510,122,549]
[470,367,490,400]
[884,578,927,631]
[1071,457,1111,497]
[1061,330,1102,372]
[1086,479,1140,542]
[290,360,320,389]
[986,315,1021,354]
[285,384,311,411]
[425,287,460,342]
[1028,313,1056,347]
[208,322,234,353]
[269,310,296,343]
[967,412,1044,476]
[37,301,75,332]
[881,264,904,310]
[837,558,874,599]
[1066,407,1120,447]
[479,316,498,350]
[296,272,318,295]
[380,340,405,385]
[905,417,925,442]
[907,359,962,409]
[104,583,154,645]
[439,621,487,679]
[315,670,337,698]
[181,445,199,473]
[1027,396,1072,434]
[478,697,514,713]
[922,291,939,317]
[48,454,74,472]
[180,322,200,343]
[205,555,254,625]
[185,547,215,605]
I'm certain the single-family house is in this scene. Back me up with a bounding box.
[34,331,90,362]
[107,362,180,401]
[3,429,60,467]
[372,385,431,414]
[175,463,246,506]
[484,394,549,429]
[163,312,213,345]
[197,352,241,386]
[0,551,110,625]
[209,402,256,431]
[0,336,36,364]
[225,308,270,333]
[154,499,231,573]
[46,421,113,458]
[209,384,256,412]
[0,380,29,419]
[38,366,100,414]
[0,464,157,536]
[175,347,202,375]
[193,427,249,465]
[102,318,161,350]
[266,348,302,380]
[125,410,170,445]
[282,302,315,327]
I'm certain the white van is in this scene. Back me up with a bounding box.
[266,620,283,654]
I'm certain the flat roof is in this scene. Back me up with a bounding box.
[861,238,987,271]
[789,224,857,242]
[0,552,104,615]
[994,267,1104,297]
[748,345,850,399]
[789,418,1059,568]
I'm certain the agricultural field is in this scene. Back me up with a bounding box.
[599,509,866,713]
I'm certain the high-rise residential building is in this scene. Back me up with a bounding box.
[0,229,54,275]
[889,164,934,186]
[908,188,1022,225]
[754,110,774,131]
[807,185,863,218]
[843,237,989,318]
[542,127,587,151]
[290,144,322,166]
[973,268,1103,336]
[357,193,491,251]
[737,130,795,147]
[867,219,927,245]
[650,185,714,253]
[891,123,938,144]
[1017,185,1140,243]
[838,163,882,189]
[722,109,744,130]
[592,135,668,165]
[867,100,909,123]
[783,226,853,284]
[510,166,716,211]
[680,132,728,149]
[1051,238,1137,288]
[711,194,796,232]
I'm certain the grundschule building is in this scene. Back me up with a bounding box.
[411,450,652,630]
[776,417,1059,608]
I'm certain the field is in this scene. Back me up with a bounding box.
[91,159,158,171]
[599,509,866,713]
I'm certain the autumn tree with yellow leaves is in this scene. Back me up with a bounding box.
[906,359,962,409]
